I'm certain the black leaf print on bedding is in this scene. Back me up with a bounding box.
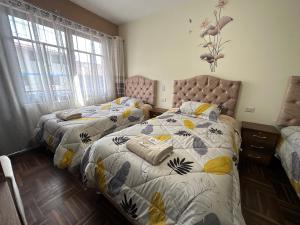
[80,146,91,185]
[110,116,118,122]
[120,193,138,219]
[167,157,193,175]
[175,130,191,137]
[108,161,131,197]
[80,132,92,143]
[193,213,221,225]
[209,128,223,135]
[166,118,177,123]
[141,125,153,135]
[112,136,130,145]
[141,121,148,125]
[196,122,212,128]
[128,116,139,122]
[193,137,207,155]
[157,115,173,119]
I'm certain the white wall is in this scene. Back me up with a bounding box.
[119,0,300,125]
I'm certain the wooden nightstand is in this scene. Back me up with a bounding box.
[149,107,168,118]
[241,121,280,166]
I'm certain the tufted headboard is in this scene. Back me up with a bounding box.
[277,76,300,127]
[125,75,157,105]
[173,75,241,117]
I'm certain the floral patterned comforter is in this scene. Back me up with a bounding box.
[34,103,145,171]
[276,126,300,198]
[81,110,246,225]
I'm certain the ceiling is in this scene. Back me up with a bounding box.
[70,0,186,25]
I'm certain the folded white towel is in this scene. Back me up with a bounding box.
[56,110,82,121]
[126,135,173,165]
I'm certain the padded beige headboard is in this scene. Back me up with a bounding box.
[173,75,241,117]
[277,76,300,127]
[125,75,157,105]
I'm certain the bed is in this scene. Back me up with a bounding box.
[276,76,300,198]
[81,75,246,225]
[34,75,157,171]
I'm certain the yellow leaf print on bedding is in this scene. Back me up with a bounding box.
[95,159,106,193]
[154,135,171,141]
[114,98,121,104]
[148,192,166,225]
[194,103,212,116]
[204,156,232,175]
[58,149,74,169]
[291,179,300,193]
[231,132,238,154]
[122,108,131,118]
[183,119,195,129]
[101,103,111,110]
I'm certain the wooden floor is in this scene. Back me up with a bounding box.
[10,149,300,225]
[239,158,300,225]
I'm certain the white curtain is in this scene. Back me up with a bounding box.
[0,0,122,155]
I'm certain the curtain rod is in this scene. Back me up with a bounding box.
[0,0,117,39]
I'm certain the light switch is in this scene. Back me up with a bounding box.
[162,84,166,92]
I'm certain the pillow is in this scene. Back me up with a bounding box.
[113,97,130,105]
[179,101,221,121]
[124,98,143,108]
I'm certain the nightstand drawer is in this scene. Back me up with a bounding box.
[242,130,278,149]
[242,148,272,165]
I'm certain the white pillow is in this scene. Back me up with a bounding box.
[179,101,221,121]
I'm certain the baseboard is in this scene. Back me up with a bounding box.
[7,145,42,157]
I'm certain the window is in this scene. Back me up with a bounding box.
[8,15,104,104]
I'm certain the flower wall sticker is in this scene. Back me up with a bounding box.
[189,0,233,72]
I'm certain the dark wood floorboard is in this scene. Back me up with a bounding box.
[10,149,132,225]
[239,158,300,225]
[9,149,300,225]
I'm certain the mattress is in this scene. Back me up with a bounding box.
[276,126,300,198]
[81,110,246,225]
[34,102,145,171]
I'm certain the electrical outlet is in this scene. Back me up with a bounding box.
[161,97,166,103]
[245,107,255,113]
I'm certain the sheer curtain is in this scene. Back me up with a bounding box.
[0,0,123,155]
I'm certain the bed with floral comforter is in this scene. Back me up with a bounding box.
[35,100,145,171]
[276,126,300,198]
[81,110,246,225]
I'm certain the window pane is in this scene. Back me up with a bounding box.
[36,24,66,47]
[94,41,102,55]
[9,15,34,40]
[73,35,92,53]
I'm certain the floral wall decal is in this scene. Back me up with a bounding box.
[189,0,233,72]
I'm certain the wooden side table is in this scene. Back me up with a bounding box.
[241,121,280,166]
[149,107,168,118]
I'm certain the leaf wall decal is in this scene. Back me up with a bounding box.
[107,161,131,197]
[193,137,208,155]
[148,192,166,225]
